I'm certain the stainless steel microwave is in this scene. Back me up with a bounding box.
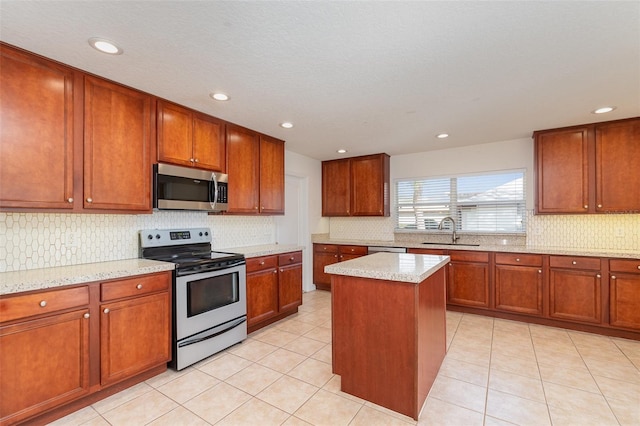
[153,163,228,212]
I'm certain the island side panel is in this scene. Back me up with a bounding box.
[331,275,418,418]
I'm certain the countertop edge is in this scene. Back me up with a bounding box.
[325,253,450,283]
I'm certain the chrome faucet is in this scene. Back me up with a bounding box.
[438,216,460,244]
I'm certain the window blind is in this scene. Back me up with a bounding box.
[396,170,526,233]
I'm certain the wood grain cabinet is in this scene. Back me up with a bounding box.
[322,153,390,217]
[494,253,544,316]
[609,259,640,331]
[549,256,602,324]
[157,100,226,172]
[246,251,303,332]
[313,244,368,291]
[447,251,490,309]
[534,117,640,214]
[226,125,284,215]
[0,287,90,425]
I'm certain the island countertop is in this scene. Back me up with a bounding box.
[325,252,450,283]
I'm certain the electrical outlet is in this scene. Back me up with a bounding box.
[614,227,625,238]
[65,231,80,247]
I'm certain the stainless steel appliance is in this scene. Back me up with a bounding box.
[154,163,228,212]
[139,228,246,370]
[367,246,407,254]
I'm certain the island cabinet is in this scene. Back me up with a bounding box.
[534,117,640,214]
[494,253,544,316]
[226,125,285,215]
[447,251,490,309]
[609,259,640,331]
[549,256,603,324]
[157,100,226,172]
[322,153,390,217]
[246,251,302,333]
[312,244,368,291]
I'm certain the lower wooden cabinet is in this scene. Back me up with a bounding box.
[447,251,490,308]
[609,259,640,331]
[494,253,544,316]
[549,256,602,324]
[313,244,367,291]
[247,251,303,332]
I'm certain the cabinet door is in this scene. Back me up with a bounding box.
[609,273,640,330]
[447,261,490,308]
[0,45,76,210]
[0,310,90,425]
[595,119,640,213]
[322,159,351,216]
[279,263,302,312]
[84,76,152,211]
[549,269,601,324]
[193,113,226,172]
[100,292,170,387]
[157,100,194,167]
[226,125,260,213]
[259,135,285,214]
[351,154,390,216]
[246,268,279,326]
[495,265,543,316]
[535,127,590,213]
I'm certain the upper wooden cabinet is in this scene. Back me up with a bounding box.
[226,125,284,215]
[157,100,226,172]
[322,153,390,217]
[534,117,640,214]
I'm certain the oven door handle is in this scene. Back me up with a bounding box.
[177,316,247,348]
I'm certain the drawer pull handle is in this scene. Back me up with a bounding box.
[84,313,90,319]
[259,261,265,266]
[39,300,47,308]
[290,257,295,261]
[611,275,616,279]
[572,261,577,265]
[516,258,520,262]
[637,265,640,270]
[103,308,110,314]
[596,274,601,278]
[136,284,143,290]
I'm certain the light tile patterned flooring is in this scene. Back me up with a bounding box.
[51,290,640,426]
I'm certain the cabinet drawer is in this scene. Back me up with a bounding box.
[550,256,600,270]
[0,286,89,323]
[449,251,489,263]
[279,251,302,266]
[610,259,640,274]
[495,253,543,267]
[314,244,338,254]
[101,273,170,302]
[246,255,278,272]
[340,245,368,255]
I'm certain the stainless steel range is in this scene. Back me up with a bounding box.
[139,228,246,370]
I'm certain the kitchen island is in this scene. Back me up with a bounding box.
[325,252,449,420]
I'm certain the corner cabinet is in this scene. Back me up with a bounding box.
[534,117,640,214]
[313,244,368,291]
[322,153,390,217]
[157,100,226,172]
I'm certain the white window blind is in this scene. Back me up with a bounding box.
[396,170,526,233]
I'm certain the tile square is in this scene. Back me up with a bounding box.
[156,369,219,404]
[101,389,178,426]
[288,357,334,387]
[294,389,362,426]
[258,347,307,373]
[257,375,320,414]
[217,397,290,425]
[183,382,251,424]
[225,363,283,395]
[486,389,551,425]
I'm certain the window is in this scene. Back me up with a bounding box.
[396,170,526,233]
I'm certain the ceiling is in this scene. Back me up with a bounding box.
[1,1,639,161]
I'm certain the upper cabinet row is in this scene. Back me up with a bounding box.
[322,153,390,217]
[535,117,640,214]
[0,43,284,215]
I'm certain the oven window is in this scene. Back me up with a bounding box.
[187,272,239,317]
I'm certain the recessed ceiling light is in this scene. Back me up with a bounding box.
[210,93,229,101]
[436,133,449,139]
[88,37,122,55]
[337,149,347,154]
[280,122,294,129]
[592,106,616,114]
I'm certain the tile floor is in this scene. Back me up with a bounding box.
[51,290,640,426]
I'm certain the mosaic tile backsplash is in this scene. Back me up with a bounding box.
[0,212,275,273]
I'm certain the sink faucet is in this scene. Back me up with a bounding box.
[438,216,460,244]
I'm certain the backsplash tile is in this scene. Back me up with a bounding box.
[0,212,275,273]
[329,217,395,242]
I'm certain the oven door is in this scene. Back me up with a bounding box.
[175,263,246,341]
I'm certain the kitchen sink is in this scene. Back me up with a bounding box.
[421,242,480,246]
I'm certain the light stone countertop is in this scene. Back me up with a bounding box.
[224,244,304,258]
[325,252,450,284]
[0,259,175,296]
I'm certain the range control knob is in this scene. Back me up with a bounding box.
[155,234,161,239]
[205,231,209,236]
[147,234,153,240]
[199,232,203,237]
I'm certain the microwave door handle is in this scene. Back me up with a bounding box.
[210,173,218,210]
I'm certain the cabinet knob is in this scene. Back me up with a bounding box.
[274,270,278,274]
[572,261,577,265]
[449,263,452,266]
[597,204,603,208]
[259,261,265,265]
[596,274,601,278]
[611,275,616,279]
[84,313,90,319]
[39,300,47,307]
[261,206,264,210]
[86,197,93,203]
[254,206,258,210]
[103,308,110,314]
[67,197,74,203]
[516,258,520,262]
[190,158,194,162]
[194,158,199,163]
[136,284,143,290]
[334,254,338,258]
[538,270,542,274]
[584,205,588,209]
[637,265,640,270]
[289,256,295,261]
[351,249,355,252]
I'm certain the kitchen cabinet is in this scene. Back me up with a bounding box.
[609,259,640,331]
[549,256,602,324]
[226,125,285,215]
[447,251,490,309]
[157,100,226,172]
[246,251,303,332]
[322,153,390,217]
[0,286,90,425]
[313,244,368,291]
[494,253,544,316]
[534,117,640,214]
